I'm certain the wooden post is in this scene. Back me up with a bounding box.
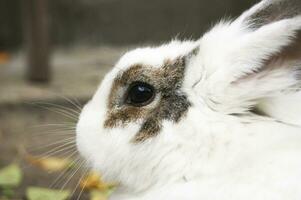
[23,0,51,82]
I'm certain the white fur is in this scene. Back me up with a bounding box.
[76,0,301,199]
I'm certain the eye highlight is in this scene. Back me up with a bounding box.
[125,81,155,107]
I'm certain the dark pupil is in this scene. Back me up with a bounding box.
[127,82,154,106]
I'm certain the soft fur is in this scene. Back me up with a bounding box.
[76,0,301,199]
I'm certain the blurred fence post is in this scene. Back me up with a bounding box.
[23,0,51,82]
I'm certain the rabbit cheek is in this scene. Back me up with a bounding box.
[133,94,190,142]
[104,107,147,128]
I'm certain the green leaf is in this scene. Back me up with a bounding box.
[26,187,70,200]
[0,164,22,187]
[1,187,14,198]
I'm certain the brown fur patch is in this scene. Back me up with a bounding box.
[103,56,192,142]
[104,107,147,128]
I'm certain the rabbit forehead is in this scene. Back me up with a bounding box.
[104,59,191,142]
[115,40,197,69]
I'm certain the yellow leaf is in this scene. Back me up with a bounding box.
[25,154,72,172]
[80,172,115,191]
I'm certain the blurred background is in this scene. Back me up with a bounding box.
[0,0,258,199]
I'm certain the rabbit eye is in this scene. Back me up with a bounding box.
[125,81,155,106]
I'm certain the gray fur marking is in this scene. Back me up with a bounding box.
[247,0,301,29]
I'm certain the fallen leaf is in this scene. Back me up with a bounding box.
[1,187,14,198]
[0,52,9,64]
[0,164,22,187]
[90,190,107,200]
[80,172,115,191]
[26,187,70,200]
[25,154,72,172]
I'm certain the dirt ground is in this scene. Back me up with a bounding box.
[0,46,132,200]
[0,102,92,200]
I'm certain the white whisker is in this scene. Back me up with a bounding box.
[60,159,86,191]
[31,103,78,121]
[35,102,81,116]
[28,137,75,152]
[37,142,76,159]
[75,157,91,200]
[30,131,75,138]
[50,154,80,189]
[55,94,83,112]
[30,123,76,128]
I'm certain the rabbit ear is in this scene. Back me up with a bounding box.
[197,1,301,115]
[237,0,301,29]
[229,16,301,82]
[232,0,301,72]
[233,0,301,70]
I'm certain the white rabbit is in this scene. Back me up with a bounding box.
[76,0,301,199]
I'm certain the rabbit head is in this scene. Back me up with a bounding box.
[76,0,301,193]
